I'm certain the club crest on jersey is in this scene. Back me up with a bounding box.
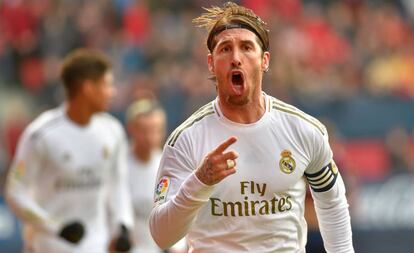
[154,177,170,205]
[102,146,110,160]
[279,150,296,174]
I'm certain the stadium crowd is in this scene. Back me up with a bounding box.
[1,0,414,185]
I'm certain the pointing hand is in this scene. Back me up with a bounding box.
[195,136,239,186]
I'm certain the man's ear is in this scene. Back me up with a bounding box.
[81,80,94,96]
[262,51,270,72]
[207,54,214,74]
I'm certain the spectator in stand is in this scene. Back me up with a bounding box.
[385,126,414,174]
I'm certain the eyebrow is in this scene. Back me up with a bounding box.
[216,39,257,49]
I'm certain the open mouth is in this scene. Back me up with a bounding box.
[231,71,244,95]
[232,73,243,85]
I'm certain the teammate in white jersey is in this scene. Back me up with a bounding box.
[5,49,134,253]
[150,2,354,253]
[126,98,188,253]
[126,99,166,253]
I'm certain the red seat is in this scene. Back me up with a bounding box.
[342,139,390,181]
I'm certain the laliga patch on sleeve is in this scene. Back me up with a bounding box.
[12,161,26,180]
[154,177,170,205]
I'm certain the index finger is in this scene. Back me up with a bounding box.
[212,136,238,155]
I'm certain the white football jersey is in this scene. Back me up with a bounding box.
[150,94,353,253]
[6,105,133,253]
[128,150,163,253]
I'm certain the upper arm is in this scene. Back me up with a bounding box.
[303,127,339,193]
[7,129,45,191]
[4,128,59,233]
[154,142,195,206]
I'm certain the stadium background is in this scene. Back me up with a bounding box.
[0,0,413,252]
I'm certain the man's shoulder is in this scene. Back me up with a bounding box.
[166,101,216,147]
[26,107,65,140]
[95,112,122,126]
[268,96,327,136]
[94,112,125,136]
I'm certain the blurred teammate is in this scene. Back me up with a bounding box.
[149,2,354,253]
[126,99,165,253]
[5,49,134,253]
[126,98,187,253]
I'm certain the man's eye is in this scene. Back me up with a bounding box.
[221,47,230,52]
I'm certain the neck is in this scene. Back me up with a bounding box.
[219,93,266,124]
[133,144,151,163]
[66,98,94,125]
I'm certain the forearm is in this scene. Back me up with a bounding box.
[312,175,354,253]
[149,172,214,249]
[108,172,134,230]
[5,131,58,234]
[5,176,58,234]
[109,139,134,231]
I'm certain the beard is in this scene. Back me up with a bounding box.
[227,94,249,106]
[217,67,262,107]
[226,70,261,107]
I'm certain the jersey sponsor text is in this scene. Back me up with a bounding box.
[210,181,292,217]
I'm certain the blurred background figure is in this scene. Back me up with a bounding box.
[385,126,414,175]
[125,98,187,253]
[4,48,134,253]
[1,0,414,252]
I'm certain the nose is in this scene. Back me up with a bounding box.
[231,49,242,68]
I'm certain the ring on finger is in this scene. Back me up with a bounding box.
[226,159,235,169]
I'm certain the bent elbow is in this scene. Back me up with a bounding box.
[151,232,171,250]
[149,212,174,249]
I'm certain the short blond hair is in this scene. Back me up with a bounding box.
[193,2,269,53]
[126,99,164,123]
